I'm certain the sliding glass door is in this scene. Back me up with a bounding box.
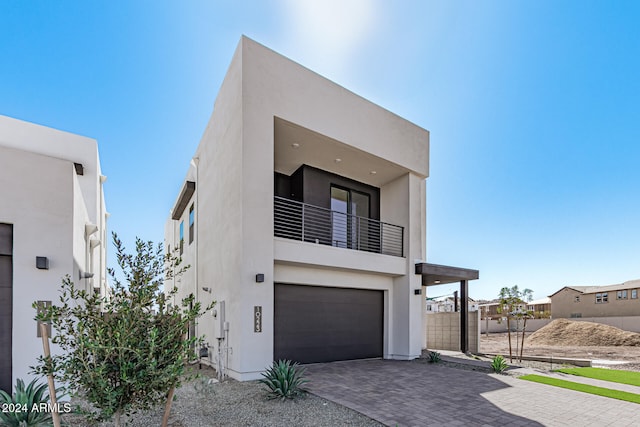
[330,186,370,250]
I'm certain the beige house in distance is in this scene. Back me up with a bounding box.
[165,37,478,381]
[550,280,640,319]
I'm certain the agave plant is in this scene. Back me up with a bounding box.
[491,355,509,374]
[0,378,53,427]
[259,359,308,400]
[428,351,441,363]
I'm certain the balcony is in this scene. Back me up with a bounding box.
[274,196,404,257]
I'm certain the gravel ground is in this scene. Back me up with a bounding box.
[61,366,383,427]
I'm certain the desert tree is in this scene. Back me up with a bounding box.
[497,285,533,362]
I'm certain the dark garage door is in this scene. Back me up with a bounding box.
[274,283,383,364]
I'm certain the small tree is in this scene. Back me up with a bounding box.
[497,285,533,362]
[33,233,213,426]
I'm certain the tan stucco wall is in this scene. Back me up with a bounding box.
[481,316,640,334]
[552,287,640,318]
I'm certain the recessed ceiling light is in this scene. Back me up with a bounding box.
[291,143,300,148]
[434,280,441,284]
[335,158,342,163]
[370,170,377,175]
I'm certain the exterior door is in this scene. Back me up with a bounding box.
[0,224,13,393]
[274,283,383,364]
[330,186,370,250]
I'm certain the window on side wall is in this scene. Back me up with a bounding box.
[179,221,184,255]
[595,292,608,303]
[632,289,638,299]
[617,290,628,300]
[189,204,195,244]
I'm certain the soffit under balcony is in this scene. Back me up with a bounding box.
[274,118,413,187]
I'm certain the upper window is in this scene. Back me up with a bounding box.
[617,290,628,300]
[189,204,195,244]
[595,292,608,304]
[632,289,638,299]
[179,221,184,255]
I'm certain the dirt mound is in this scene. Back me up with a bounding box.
[528,319,640,347]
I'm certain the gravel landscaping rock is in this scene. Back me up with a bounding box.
[61,366,383,426]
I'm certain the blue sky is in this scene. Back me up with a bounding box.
[1,1,639,300]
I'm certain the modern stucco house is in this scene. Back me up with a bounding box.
[0,115,108,393]
[165,37,478,381]
[550,280,639,319]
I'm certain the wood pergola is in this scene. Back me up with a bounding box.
[415,262,479,353]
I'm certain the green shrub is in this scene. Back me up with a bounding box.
[259,360,308,400]
[0,378,54,427]
[491,355,509,374]
[428,351,441,363]
[32,233,213,427]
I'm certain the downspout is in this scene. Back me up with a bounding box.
[99,175,107,299]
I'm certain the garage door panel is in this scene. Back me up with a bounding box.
[274,284,382,364]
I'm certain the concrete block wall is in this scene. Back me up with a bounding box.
[425,311,480,353]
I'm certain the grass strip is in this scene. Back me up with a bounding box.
[554,367,640,387]
[520,375,640,404]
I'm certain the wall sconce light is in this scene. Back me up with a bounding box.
[202,287,211,293]
[36,257,49,270]
[255,274,264,283]
[79,271,94,280]
[414,289,422,295]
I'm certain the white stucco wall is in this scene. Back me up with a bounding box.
[0,146,76,386]
[166,36,429,380]
[0,116,103,225]
[0,117,107,390]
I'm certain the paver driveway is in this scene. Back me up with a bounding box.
[304,359,640,427]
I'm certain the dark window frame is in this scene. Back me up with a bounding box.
[189,204,195,244]
[179,221,184,255]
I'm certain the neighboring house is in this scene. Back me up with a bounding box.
[426,297,478,313]
[478,300,501,320]
[550,280,640,319]
[527,297,551,318]
[480,297,551,320]
[0,115,108,393]
[165,37,478,381]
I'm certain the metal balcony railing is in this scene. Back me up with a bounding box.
[274,196,404,257]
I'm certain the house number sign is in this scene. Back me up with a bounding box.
[254,306,262,333]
